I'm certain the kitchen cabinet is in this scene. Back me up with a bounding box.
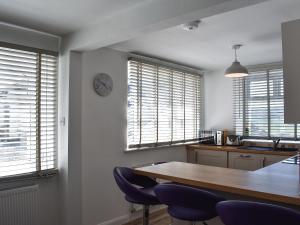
[282,19,300,123]
[263,155,288,167]
[186,148,197,163]
[196,150,227,168]
[228,152,264,171]
[187,146,295,171]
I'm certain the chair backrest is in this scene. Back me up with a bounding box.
[154,183,224,212]
[114,167,157,188]
[217,200,300,225]
[113,167,158,203]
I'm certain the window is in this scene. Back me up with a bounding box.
[233,66,297,139]
[127,58,203,149]
[0,43,58,178]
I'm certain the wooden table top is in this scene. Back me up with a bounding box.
[134,161,300,206]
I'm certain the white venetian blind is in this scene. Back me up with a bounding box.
[127,58,203,149]
[40,54,57,170]
[0,43,57,178]
[233,67,296,139]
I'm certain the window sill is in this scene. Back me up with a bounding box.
[125,142,198,153]
[244,139,300,144]
[0,169,58,184]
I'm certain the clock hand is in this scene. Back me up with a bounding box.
[100,81,108,89]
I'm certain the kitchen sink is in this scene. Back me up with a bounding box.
[238,146,298,152]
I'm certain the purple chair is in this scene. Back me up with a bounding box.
[217,200,300,225]
[154,183,225,225]
[113,167,160,225]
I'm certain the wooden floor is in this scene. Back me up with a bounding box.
[123,208,171,225]
[123,208,223,225]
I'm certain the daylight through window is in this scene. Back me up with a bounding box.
[127,58,203,149]
[233,67,297,139]
[0,43,58,178]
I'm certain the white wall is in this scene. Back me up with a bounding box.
[204,70,233,131]
[79,48,186,225]
[64,46,235,225]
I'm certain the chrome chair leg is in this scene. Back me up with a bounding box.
[142,205,150,225]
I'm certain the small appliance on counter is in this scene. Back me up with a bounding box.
[198,130,216,145]
[216,130,224,146]
[226,135,242,146]
[198,136,215,145]
[199,130,238,146]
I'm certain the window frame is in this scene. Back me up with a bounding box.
[233,64,298,141]
[0,42,58,180]
[127,56,204,150]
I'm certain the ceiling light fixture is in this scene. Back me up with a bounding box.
[181,20,201,31]
[224,44,248,78]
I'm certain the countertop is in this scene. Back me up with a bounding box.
[134,159,300,206]
[186,144,298,156]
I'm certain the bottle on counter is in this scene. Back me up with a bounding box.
[244,127,249,136]
[223,129,228,145]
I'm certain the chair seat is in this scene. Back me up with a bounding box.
[168,205,217,222]
[125,187,160,205]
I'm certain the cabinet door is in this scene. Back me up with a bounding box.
[264,155,289,167]
[282,19,300,123]
[186,149,197,163]
[228,152,264,171]
[196,150,227,168]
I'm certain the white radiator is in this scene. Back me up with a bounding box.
[0,185,39,225]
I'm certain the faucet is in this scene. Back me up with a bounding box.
[273,138,281,151]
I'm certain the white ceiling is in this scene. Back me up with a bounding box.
[0,0,150,35]
[110,0,300,71]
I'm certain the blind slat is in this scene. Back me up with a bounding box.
[0,45,57,177]
[233,68,297,139]
[127,58,203,148]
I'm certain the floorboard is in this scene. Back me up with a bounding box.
[123,208,171,225]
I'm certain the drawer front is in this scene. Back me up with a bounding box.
[196,150,227,168]
[264,155,289,167]
[229,152,264,171]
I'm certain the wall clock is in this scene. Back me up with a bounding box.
[93,73,113,97]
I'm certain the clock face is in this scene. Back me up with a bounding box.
[93,73,113,97]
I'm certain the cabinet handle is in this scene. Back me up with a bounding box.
[263,157,266,167]
[240,154,251,158]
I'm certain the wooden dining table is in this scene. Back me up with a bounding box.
[134,161,300,207]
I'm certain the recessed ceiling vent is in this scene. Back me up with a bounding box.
[181,20,201,31]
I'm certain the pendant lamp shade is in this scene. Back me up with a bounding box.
[225,45,248,78]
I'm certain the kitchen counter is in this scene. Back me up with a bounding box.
[186,144,297,156]
[134,159,300,206]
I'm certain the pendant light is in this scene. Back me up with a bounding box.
[224,44,248,78]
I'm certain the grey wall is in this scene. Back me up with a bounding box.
[79,48,186,225]
[0,22,60,52]
[58,51,83,225]
[204,70,233,131]
[67,51,83,225]
[0,177,60,225]
[282,19,300,123]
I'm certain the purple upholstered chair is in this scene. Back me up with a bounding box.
[113,167,160,225]
[217,200,300,225]
[154,183,225,225]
